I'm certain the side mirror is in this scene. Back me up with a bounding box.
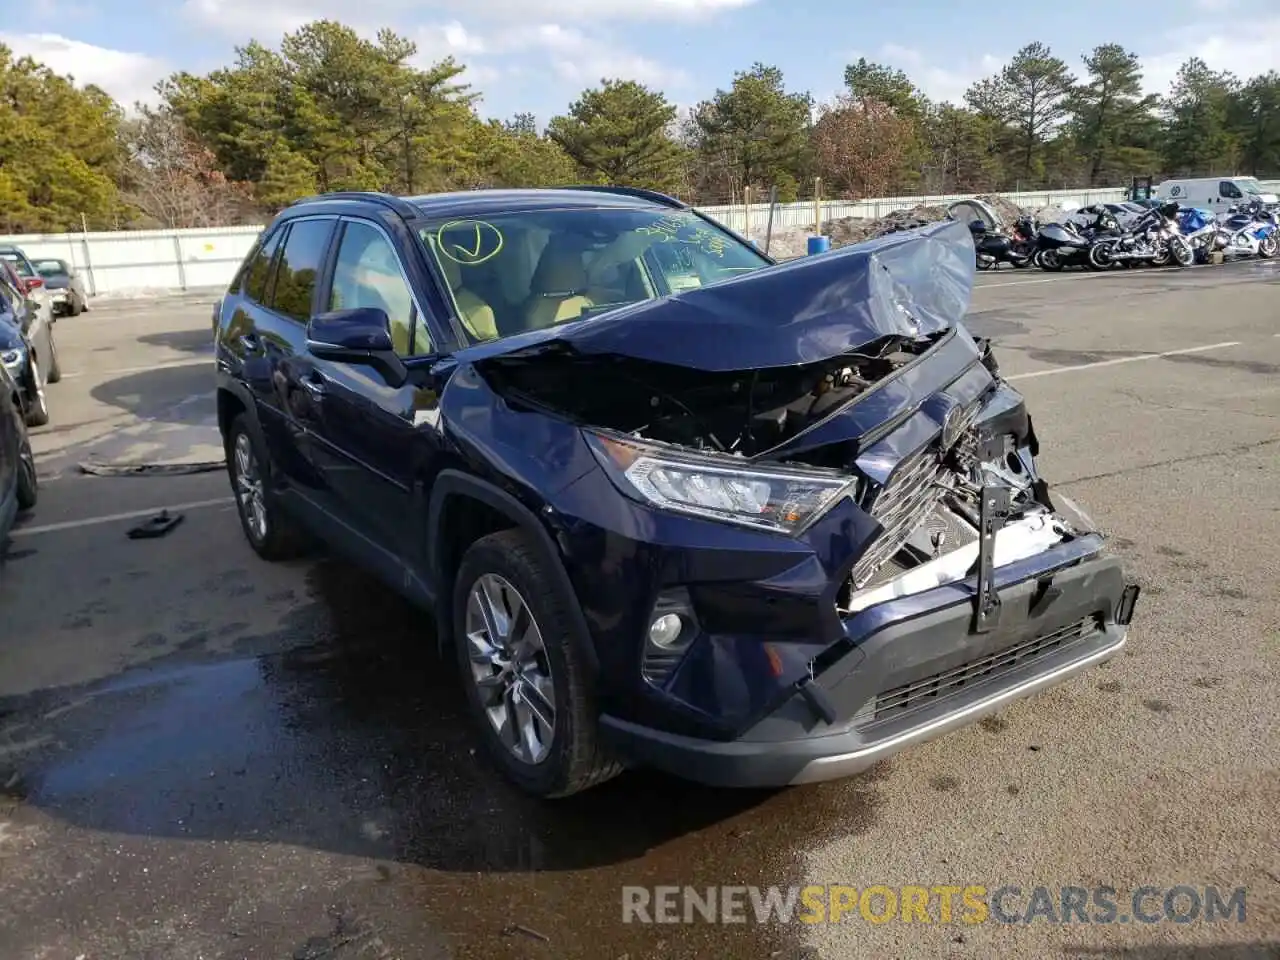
[306,307,408,387]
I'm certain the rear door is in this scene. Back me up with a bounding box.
[306,216,445,567]
[235,216,336,492]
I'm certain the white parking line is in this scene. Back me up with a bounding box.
[1006,341,1242,381]
[975,278,1060,289]
[10,497,234,538]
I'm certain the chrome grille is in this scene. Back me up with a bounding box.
[849,445,951,587]
[870,615,1102,722]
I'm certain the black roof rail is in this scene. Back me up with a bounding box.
[289,191,420,218]
[556,185,688,209]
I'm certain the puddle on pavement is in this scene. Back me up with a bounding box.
[1,558,886,959]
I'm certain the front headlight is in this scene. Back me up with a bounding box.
[1,347,25,370]
[586,432,859,536]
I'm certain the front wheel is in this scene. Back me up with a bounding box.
[454,528,623,798]
[1169,236,1194,267]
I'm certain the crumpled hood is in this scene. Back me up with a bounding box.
[458,218,976,372]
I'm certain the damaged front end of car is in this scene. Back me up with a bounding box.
[460,218,1141,788]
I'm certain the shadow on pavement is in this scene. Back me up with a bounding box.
[137,327,215,356]
[0,554,885,958]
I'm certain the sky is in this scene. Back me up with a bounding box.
[0,0,1277,125]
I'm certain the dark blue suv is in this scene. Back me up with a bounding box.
[214,187,1140,798]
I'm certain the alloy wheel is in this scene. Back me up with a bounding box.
[465,573,556,765]
[233,431,268,542]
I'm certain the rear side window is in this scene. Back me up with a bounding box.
[0,253,33,278]
[271,219,334,323]
[243,229,283,304]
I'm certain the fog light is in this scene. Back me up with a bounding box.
[648,613,684,648]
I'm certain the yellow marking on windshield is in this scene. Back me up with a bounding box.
[436,220,505,266]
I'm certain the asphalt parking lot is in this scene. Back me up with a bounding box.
[1,263,1278,960]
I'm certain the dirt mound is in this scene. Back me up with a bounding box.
[976,194,1025,226]
[822,203,951,247]
[764,194,1037,258]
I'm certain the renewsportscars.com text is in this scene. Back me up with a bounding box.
[621,884,1248,926]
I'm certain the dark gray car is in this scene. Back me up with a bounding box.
[33,258,89,316]
[0,269,59,426]
[0,358,37,541]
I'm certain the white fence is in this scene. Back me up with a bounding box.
[4,182,1277,297]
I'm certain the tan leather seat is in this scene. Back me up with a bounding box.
[437,255,499,342]
[525,244,593,330]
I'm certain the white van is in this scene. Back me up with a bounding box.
[1156,176,1279,209]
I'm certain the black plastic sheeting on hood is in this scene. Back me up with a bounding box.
[459,218,976,373]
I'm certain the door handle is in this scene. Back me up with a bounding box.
[300,372,326,399]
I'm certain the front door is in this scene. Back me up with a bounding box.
[306,217,446,575]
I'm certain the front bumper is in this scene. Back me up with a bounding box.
[600,537,1136,788]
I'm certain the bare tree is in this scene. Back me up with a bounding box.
[120,105,255,228]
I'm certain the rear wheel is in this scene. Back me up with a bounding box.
[16,431,37,510]
[1169,236,1194,267]
[1038,249,1063,272]
[1259,236,1277,259]
[1088,242,1115,270]
[23,357,49,428]
[46,334,61,383]
[454,528,622,798]
[225,413,308,561]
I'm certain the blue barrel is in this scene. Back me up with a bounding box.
[807,235,831,255]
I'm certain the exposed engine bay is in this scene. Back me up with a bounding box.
[479,329,1096,616]
[479,333,938,457]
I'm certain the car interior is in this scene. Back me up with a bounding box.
[423,210,767,345]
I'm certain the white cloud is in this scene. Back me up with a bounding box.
[0,32,168,107]
[1139,16,1280,96]
[182,0,755,36]
[522,24,689,88]
[877,43,1004,106]
[180,0,313,39]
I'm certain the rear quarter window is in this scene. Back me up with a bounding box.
[242,228,283,303]
[270,219,335,323]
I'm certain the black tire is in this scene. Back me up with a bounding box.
[46,334,61,383]
[1038,250,1064,272]
[69,294,84,316]
[453,528,623,798]
[15,431,37,510]
[1169,236,1194,267]
[224,412,308,561]
[23,358,49,428]
[1088,242,1115,270]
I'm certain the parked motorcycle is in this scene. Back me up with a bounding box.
[1209,201,1278,259]
[1087,202,1193,269]
[967,218,1034,269]
[1033,220,1093,271]
[1176,206,1219,264]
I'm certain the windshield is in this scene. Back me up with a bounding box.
[418,207,770,344]
[1239,179,1263,195]
[34,259,67,277]
[0,253,33,277]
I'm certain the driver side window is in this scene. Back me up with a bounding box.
[329,221,433,357]
[1220,181,1242,199]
